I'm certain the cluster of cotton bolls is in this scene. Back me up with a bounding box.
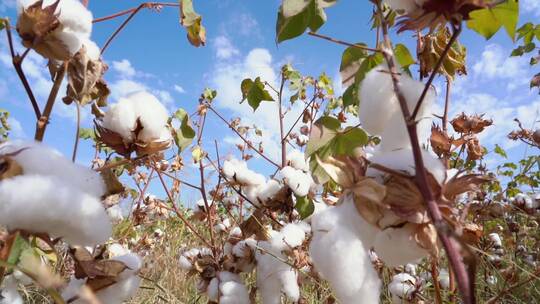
[487,232,505,265]
[510,193,540,214]
[132,194,171,224]
[17,0,100,62]
[307,62,445,303]
[0,140,111,246]
[222,149,314,208]
[98,91,172,156]
[177,222,311,304]
[62,246,143,304]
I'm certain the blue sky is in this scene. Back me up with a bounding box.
[1,0,540,204]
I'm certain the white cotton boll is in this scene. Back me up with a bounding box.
[0,141,106,197]
[217,272,250,304]
[107,205,124,222]
[222,158,242,179]
[229,227,242,238]
[487,275,497,286]
[280,166,313,197]
[54,29,85,56]
[81,38,101,61]
[389,273,417,302]
[222,158,265,187]
[102,99,138,141]
[287,149,309,172]
[0,276,23,304]
[112,253,142,277]
[61,276,86,302]
[178,255,193,270]
[310,196,381,304]
[200,247,213,257]
[385,0,418,13]
[12,270,33,285]
[108,243,130,258]
[358,63,435,152]
[206,278,219,302]
[489,233,502,247]
[438,269,450,289]
[366,147,446,185]
[373,224,428,267]
[405,264,417,276]
[92,275,141,304]
[0,175,111,246]
[257,179,282,202]
[281,223,307,248]
[129,91,170,143]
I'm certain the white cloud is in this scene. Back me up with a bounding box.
[0,0,15,12]
[522,0,540,17]
[109,79,147,99]
[174,84,186,93]
[472,44,528,91]
[213,36,240,60]
[7,116,26,139]
[211,48,305,162]
[112,59,136,78]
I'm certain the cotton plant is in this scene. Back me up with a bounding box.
[96,91,173,157]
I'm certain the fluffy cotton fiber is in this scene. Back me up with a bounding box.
[358,63,435,152]
[102,91,171,144]
[206,272,250,304]
[309,195,381,304]
[17,0,94,61]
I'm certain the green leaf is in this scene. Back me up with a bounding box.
[240,77,274,111]
[466,0,519,41]
[0,19,6,31]
[191,145,204,163]
[295,195,314,219]
[394,44,415,70]
[276,0,336,43]
[180,0,206,47]
[494,144,507,158]
[339,42,368,88]
[79,128,96,140]
[7,233,31,266]
[202,88,217,101]
[172,108,196,152]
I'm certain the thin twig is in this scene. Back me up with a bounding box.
[278,74,287,167]
[206,104,281,168]
[283,95,317,141]
[72,101,81,162]
[154,164,213,248]
[412,24,462,119]
[4,21,41,119]
[93,2,179,23]
[442,78,452,132]
[308,31,381,53]
[35,63,67,141]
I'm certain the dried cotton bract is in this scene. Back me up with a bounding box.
[98,91,172,156]
[16,0,93,61]
[0,141,111,246]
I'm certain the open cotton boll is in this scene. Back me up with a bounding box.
[0,140,106,197]
[206,278,219,302]
[216,272,250,304]
[358,63,435,152]
[128,91,170,143]
[310,195,381,304]
[373,224,428,267]
[81,38,101,61]
[102,98,138,141]
[389,273,417,303]
[488,233,502,247]
[279,166,313,197]
[281,223,308,248]
[0,175,111,246]
[107,205,124,222]
[17,0,93,60]
[366,147,446,185]
[108,243,130,258]
[287,149,309,172]
[438,269,450,289]
[222,158,265,186]
[0,276,23,304]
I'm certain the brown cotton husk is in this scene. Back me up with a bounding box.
[100,168,125,198]
[466,137,484,160]
[134,138,172,157]
[430,124,453,157]
[461,222,483,245]
[351,178,388,227]
[240,210,270,241]
[451,113,493,134]
[16,0,74,61]
[397,0,488,32]
[71,246,127,281]
[95,122,132,157]
[0,157,24,180]
[414,223,439,256]
[64,45,110,107]
[419,26,467,79]
[383,175,431,224]
[443,173,492,201]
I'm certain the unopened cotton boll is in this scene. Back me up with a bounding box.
[373,224,428,267]
[310,195,381,304]
[0,175,111,246]
[0,140,106,197]
[389,273,417,303]
[358,63,435,152]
